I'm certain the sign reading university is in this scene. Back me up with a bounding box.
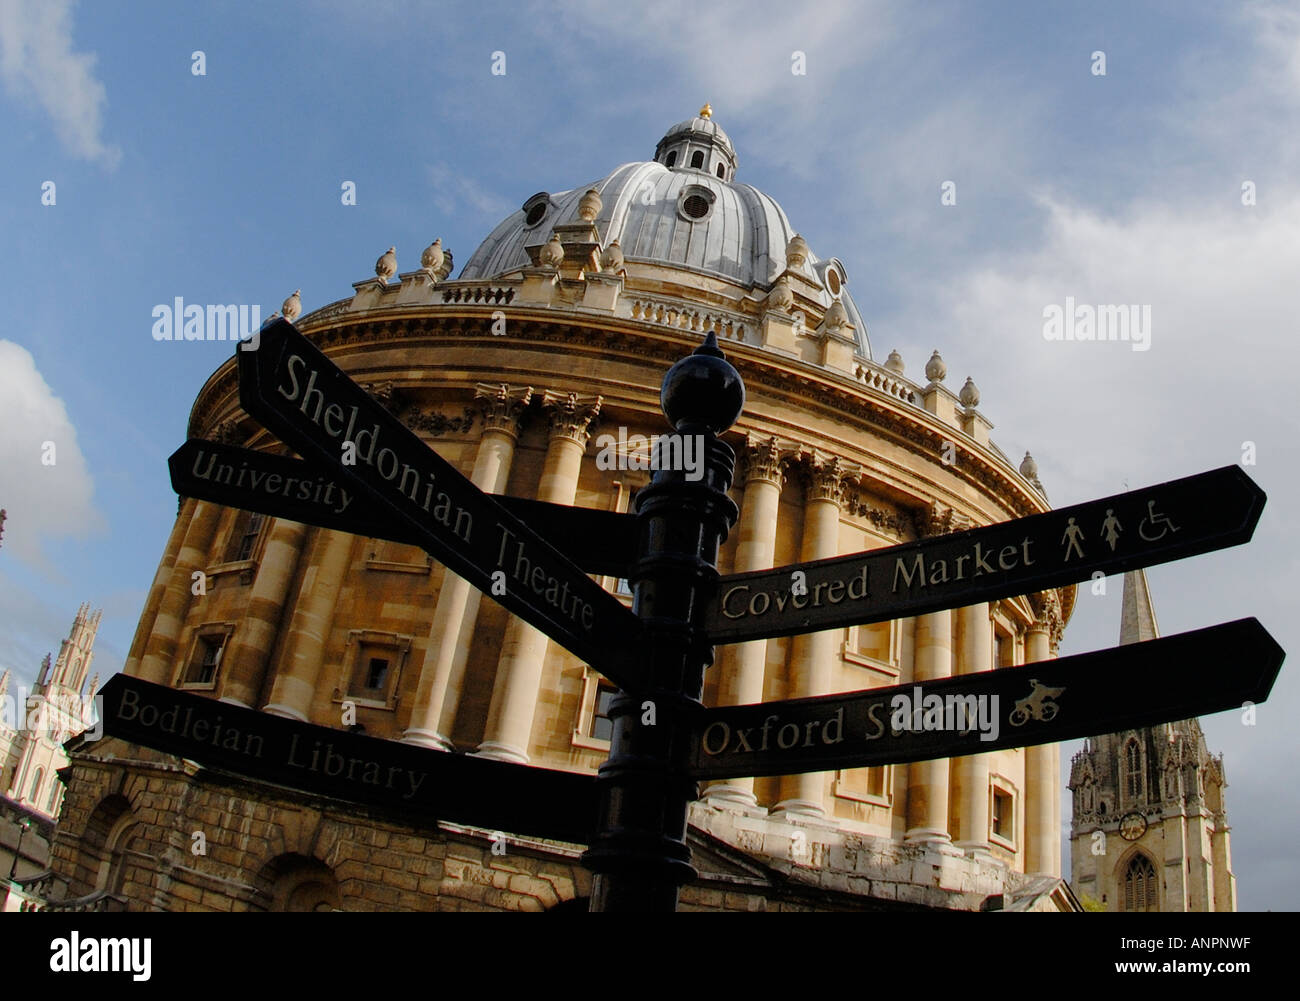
[237,320,647,692]
[686,618,1284,780]
[169,439,638,578]
[94,675,599,845]
[704,467,1266,644]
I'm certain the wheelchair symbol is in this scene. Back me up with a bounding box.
[1138,500,1180,542]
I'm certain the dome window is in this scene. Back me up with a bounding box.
[690,150,704,169]
[677,185,715,222]
[683,194,710,220]
[826,268,841,295]
[716,163,725,178]
[522,193,550,228]
[665,150,678,167]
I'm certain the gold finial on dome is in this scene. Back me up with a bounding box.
[699,102,713,119]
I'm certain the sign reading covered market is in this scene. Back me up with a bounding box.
[702,466,1265,644]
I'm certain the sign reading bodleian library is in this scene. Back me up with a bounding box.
[236,321,648,692]
[703,466,1265,644]
[95,674,598,845]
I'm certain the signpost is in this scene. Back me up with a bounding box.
[141,317,1284,912]
[168,438,637,578]
[236,320,648,693]
[684,618,1284,781]
[92,674,598,845]
[703,466,1266,644]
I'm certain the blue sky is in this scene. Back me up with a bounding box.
[1,0,1297,908]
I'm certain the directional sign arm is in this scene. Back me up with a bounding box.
[704,466,1266,643]
[685,618,1284,780]
[92,675,599,845]
[236,319,647,692]
[168,439,638,578]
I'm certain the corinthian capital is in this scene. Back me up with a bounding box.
[742,434,797,488]
[1028,589,1065,651]
[475,383,533,436]
[802,450,859,506]
[542,389,602,445]
[914,501,970,539]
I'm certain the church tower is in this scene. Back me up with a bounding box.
[1068,571,1236,911]
[0,605,102,818]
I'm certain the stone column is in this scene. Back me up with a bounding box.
[476,391,601,763]
[954,602,993,857]
[1024,590,1063,874]
[704,436,793,809]
[1210,808,1236,911]
[262,529,355,721]
[219,517,310,708]
[905,505,963,850]
[773,453,855,819]
[123,498,193,677]
[137,500,225,685]
[403,384,532,748]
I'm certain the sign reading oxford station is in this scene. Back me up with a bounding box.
[108,317,1284,913]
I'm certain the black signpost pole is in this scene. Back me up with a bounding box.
[581,333,743,912]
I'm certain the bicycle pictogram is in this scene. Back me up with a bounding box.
[1009,679,1067,726]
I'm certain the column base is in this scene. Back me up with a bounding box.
[701,783,763,815]
[474,741,529,765]
[402,728,453,751]
[957,841,994,861]
[217,696,253,708]
[262,702,308,722]
[770,798,829,823]
[904,827,964,856]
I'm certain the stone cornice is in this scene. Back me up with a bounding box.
[186,309,1047,526]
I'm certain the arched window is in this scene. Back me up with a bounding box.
[690,150,704,169]
[665,150,677,167]
[1125,739,1143,800]
[29,767,44,803]
[47,780,61,814]
[1123,854,1158,912]
[716,163,725,178]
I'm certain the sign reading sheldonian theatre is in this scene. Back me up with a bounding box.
[237,319,647,693]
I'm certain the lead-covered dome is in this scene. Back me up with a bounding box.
[461,109,872,359]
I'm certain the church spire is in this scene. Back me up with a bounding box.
[1118,568,1160,646]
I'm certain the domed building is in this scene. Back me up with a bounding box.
[38,108,1078,912]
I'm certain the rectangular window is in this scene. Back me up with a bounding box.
[226,510,265,562]
[856,622,891,663]
[364,657,389,691]
[834,765,891,805]
[590,683,617,742]
[992,788,1014,840]
[186,634,226,685]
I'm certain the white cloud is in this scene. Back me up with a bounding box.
[534,0,897,175]
[0,0,120,166]
[428,161,514,219]
[0,340,104,571]
[926,192,1300,506]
